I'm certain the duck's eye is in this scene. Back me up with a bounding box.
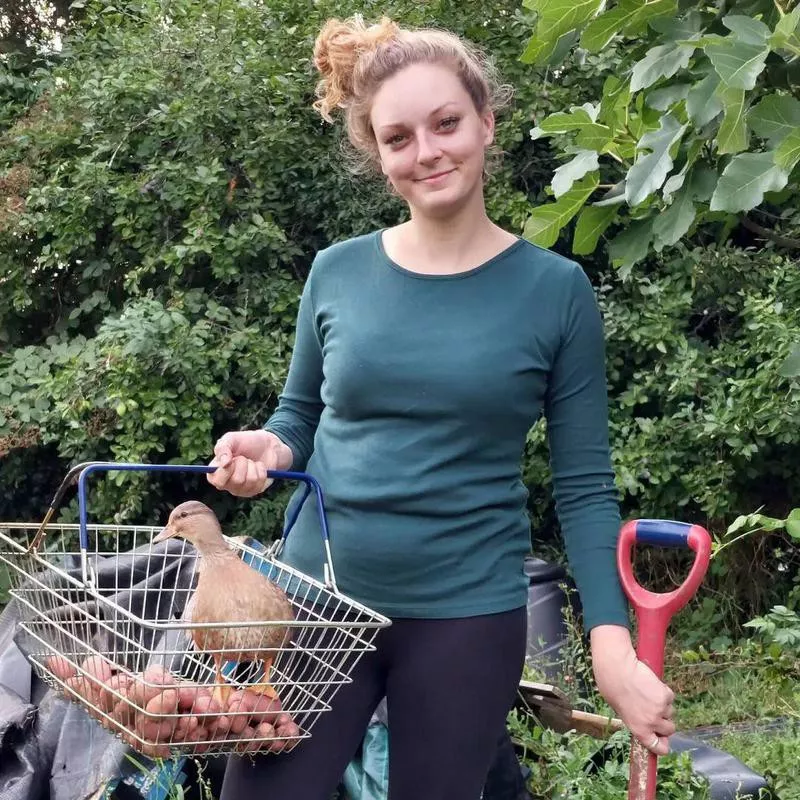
[179,510,189,519]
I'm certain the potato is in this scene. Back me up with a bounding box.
[119,730,171,759]
[189,692,223,721]
[227,689,283,726]
[212,713,232,737]
[234,724,264,754]
[271,719,300,753]
[45,655,76,683]
[186,725,211,754]
[188,691,233,738]
[92,673,132,716]
[176,682,203,712]
[273,712,293,728]
[145,687,180,716]
[228,707,249,736]
[135,688,180,744]
[107,673,133,703]
[127,665,176,710]
[64,675,85,699]
[76,655,115,710]
[173,713,199,742]
[111,697,137,728]
[140,740,172,759]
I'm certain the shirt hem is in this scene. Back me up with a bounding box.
[360,594,528,620]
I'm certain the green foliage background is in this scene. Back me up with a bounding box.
[1,0,798,621]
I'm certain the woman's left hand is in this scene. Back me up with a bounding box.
[589,625,675,756]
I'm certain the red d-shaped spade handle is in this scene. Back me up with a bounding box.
[617,519,712,800]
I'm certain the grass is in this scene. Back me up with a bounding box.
[717,728,800,800]
[671,662,798,729]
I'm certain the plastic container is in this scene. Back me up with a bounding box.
[523,556,579,680]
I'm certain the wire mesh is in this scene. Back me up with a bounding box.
[0,522,390,758]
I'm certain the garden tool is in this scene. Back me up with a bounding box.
[617,519,712,800]
[516,679,624,739]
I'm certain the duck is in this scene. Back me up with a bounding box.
[153,501,294,704]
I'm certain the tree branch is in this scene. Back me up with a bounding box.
[738,214,800,250]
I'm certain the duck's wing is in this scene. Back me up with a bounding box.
[182,589,197,624]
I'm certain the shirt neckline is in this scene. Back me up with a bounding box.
[374,229,525,281]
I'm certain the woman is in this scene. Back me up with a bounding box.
[208,15,675,800]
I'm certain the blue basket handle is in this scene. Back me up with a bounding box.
[630,519,695,548]
[39,461,337,590]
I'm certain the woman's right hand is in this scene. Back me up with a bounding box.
[207,430,292,497]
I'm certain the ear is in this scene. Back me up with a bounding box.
[481,109,495,147]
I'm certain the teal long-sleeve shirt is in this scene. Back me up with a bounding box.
[264,230,629,632]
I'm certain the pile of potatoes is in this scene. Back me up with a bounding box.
[44,654,301,758]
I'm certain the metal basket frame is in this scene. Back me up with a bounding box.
[0,462,391,759]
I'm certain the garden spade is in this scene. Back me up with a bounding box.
[617,519,712,800]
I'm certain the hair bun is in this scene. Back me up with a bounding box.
[313,15,399,122]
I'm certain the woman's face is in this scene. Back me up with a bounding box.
[369,62,494,219]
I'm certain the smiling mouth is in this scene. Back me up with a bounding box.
[415,169,455,182]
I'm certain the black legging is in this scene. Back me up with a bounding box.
[219,606,527,800]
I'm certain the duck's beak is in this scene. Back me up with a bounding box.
[152,524,176,544]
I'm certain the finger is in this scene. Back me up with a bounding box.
[655,718,676,738]
[213,433,238,468]
[254,460,271,492]
[640,732,670,756]
[245,459,262,494]
[206,457,232,489]
[231,455,250,487]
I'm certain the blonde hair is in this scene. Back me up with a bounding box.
[312,15,512,173]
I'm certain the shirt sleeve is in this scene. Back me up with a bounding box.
[263,267,324,471]
[544,263,630,633]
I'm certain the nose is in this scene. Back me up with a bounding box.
[416,130,442,165]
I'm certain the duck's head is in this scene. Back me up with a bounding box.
[153,500,226,552]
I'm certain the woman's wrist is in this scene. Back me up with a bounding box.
[261,429,294,471]
[589,624,636,667]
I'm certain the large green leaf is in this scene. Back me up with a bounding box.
[530,106,599,138]
[625,114,687,205]
[646,83,691,110]
[716,86,749,154]
[552,150,600,197]
[608,219,654,277]
[581,2,639,51]
[653,185,696,249]
[775,129,800,172]
[630,43,696,91]
[580,0,676,52]
[748,94,800,144]
[575,123,614,150]
[653,167,715,248]
[686,71,724,127]
[662,138,704,201]
[705,36,770,89]
[522,0,604,64]
[599,76,631,131]
[786,509,800,540]
[721,15,771,46]
[709,151,788,212]
[780,342,800,378]
[652,10,704,41]
[573,204,619,254]
[771,6,800,52]
[522,175,599,248]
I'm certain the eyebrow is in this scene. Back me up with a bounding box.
[376,102,460,132]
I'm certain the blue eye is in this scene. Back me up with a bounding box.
[439,116,460,130]
[385,133,406,146]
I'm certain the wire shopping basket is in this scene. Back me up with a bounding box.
[0,462,391,758]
